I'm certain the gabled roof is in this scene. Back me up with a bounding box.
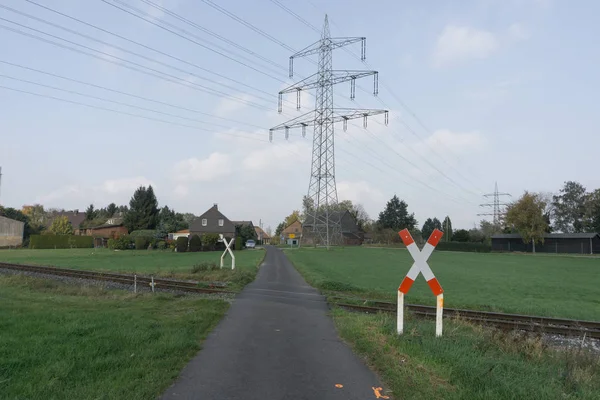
[189,204,235,233]
[232,221,254,227]
[492,233,600,239]
[88,223,124,230]
[303,210,360,233]
[255,226,270,239]
[47,211,86,228]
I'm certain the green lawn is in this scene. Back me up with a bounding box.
[0,274,229,399]
[0,248,265,290]
[284,247,600,320]
[333,309,600,400]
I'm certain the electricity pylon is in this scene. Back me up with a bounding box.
[269,15,388,248]
[478,182,512,225]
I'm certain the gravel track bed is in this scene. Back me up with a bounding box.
[0,268,235,302]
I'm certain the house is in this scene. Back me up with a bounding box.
[0,215,24,247]
[169,229,190,240]
[281,220,302,245]
[491,233,600,254]
[46,210,86,234]
[255,226,271,245]
[189,204,236,240]
[82,223,128,239]
[302,210,364,246]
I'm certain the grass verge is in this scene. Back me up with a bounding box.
[284,247,600,320]
[0,274,229,399]
[332,309,600,400]
[0,248,266,291]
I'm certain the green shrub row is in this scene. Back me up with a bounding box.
[29,235,93,249]
[108,235,132,250]
[435,241,491,253]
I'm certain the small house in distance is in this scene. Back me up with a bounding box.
[255,226,271,245]
[302,210,364,246]
[281,220,302,245]
[491,233,600,254]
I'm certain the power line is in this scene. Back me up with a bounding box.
[0,84,270,141]
[21,0,279,99]
[269,0,320,32]
[0,60,265,130]
[0,21,274,112]
[100,0,288,83]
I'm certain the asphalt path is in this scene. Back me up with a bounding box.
[161,245,385,400]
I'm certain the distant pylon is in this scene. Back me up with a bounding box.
[269,15,388,248]
[478,182,511,224]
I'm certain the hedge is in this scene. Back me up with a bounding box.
[135,237,148,250]
[129,230,158,238]
[176,236,188,252]
[29,235,93,249]
[189,234,202,252]
[435,241,491,253]
[108,235,132,250]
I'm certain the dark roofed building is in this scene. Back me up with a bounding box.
[46,210,86,235]
[491,233,600,254]
[302,210,364,246]
[189,204,236,238]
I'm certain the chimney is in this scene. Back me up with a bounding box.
[213,203,218,210]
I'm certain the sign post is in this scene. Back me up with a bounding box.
[219,234,236,270]
[397,228,444,337]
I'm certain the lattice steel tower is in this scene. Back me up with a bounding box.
[478,182,512,225]
[270,15,388,248]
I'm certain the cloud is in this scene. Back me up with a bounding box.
[508,23,529,41]
[242,141,310,172]
[102,176,155,194]
[174,184,189,198]
[420,129,486,155]
[213,94,256,117]
[337,180,385,205]
[173,152,232,182]
[433,25,498,67]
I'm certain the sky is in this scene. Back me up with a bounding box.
[1,0,599,232]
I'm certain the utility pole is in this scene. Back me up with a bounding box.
[269,15,388,249]
[478,182,511,225]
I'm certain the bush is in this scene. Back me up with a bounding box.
[235,236,242,251]
[29,235,93,249]
[129,230,158,238]
[135,237,148,250]
[202,233,220,251]
[176,236,188,252]
[157,241,166,250]
[231,270,255,287]
[436,241,491,253]
[189,234,202,252]
[107,235,132,250]
[191,262,219,273]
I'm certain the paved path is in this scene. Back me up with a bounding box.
[162,246,383,400]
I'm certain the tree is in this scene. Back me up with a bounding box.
[49,216,74,235]
[479,220,502,244]
[0,206,42,240]
[189,234,202,252]
[106,203,117,217]
[584,189,600,233]
[343,202,370,231]
[505,191,548,252]
[236,224,257,244]
[181,213,196,227]
[552,181,587,233]
[442,216,453,241]
[453,229,470,242]
[274,222,285,237]
[301,195,315,222]
[85,204,97,221]
[422,218,434,240]
[377,195,417,231]
[123,185,159,232]
[156,206,188,237]
[284,210,301,227]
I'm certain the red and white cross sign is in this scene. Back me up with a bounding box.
[398,228,444,296]
[397,228,445,337]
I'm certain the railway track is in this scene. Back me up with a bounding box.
[334,301,600,339]
[0,262,235,295]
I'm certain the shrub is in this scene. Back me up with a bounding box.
[202,233,220,251]
[436,241,491,253]
[176,236,188,252]
[157,241,166,250]
[129,230,158,238]
[235,236,242,251]
[29,235,93,249]
[108,235,132,250]
[189,234,202,252]
[135,237,148,250]
[231,270,255,287]
[191,262,219,273]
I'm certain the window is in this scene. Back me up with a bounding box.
[202,219,207,226]
[218,219,224,226]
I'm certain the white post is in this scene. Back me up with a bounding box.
[150,276,155,293]
[397,291,404,335]
[436,294,444,337]
[134,274,137,293]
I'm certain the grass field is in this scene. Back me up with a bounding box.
[333,309,600,400]
[0,274,229,399]
[284,247,600,320]
[0,248,265,290]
